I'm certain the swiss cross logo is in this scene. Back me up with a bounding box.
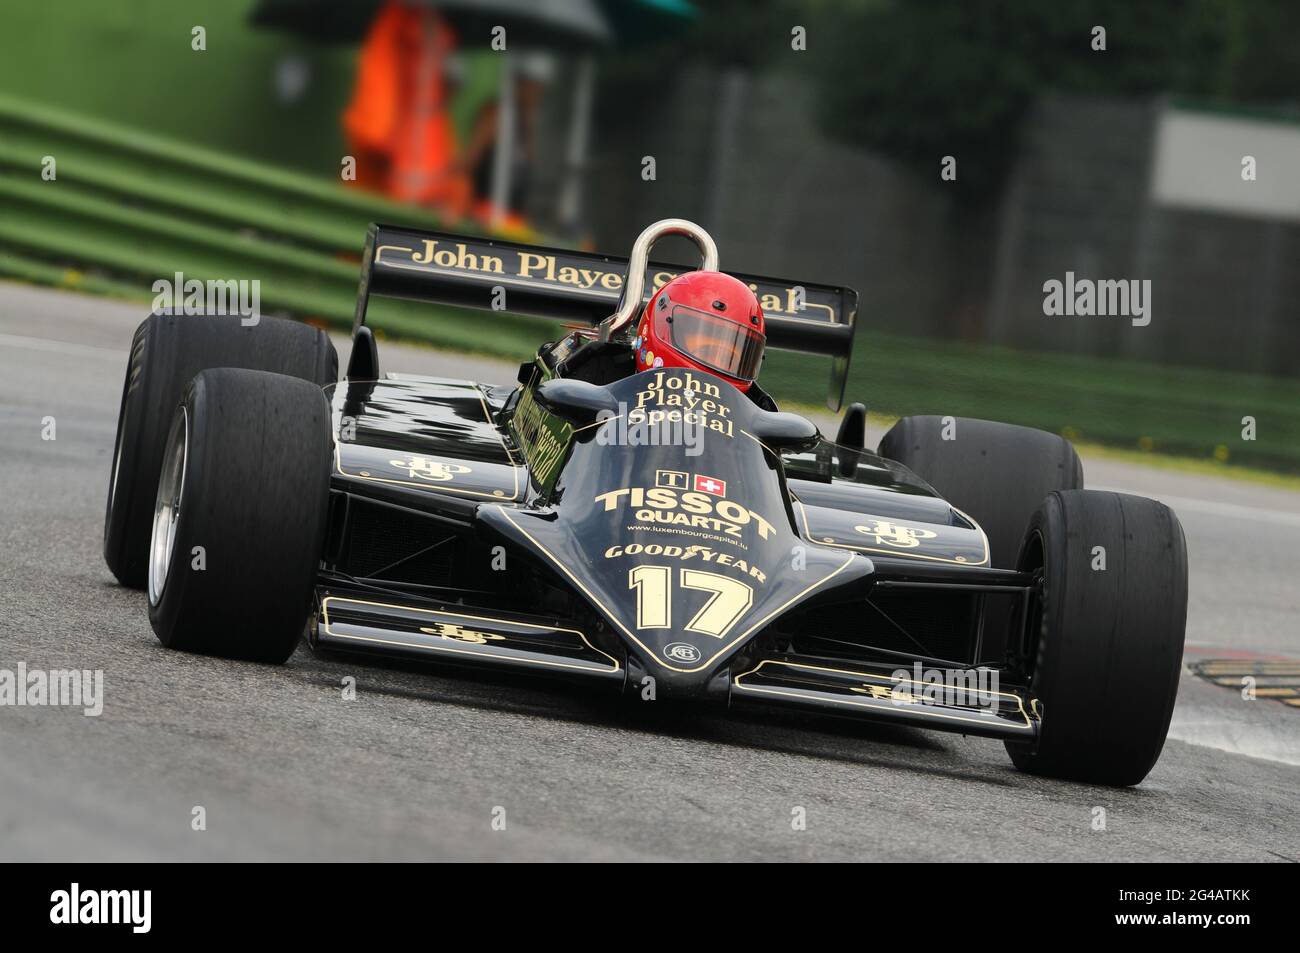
[694,474,726,496]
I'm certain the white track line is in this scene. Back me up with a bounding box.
[1092,484,1300,528]
[0,332,126,361]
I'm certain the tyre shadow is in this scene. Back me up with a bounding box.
[296,643,1043,788]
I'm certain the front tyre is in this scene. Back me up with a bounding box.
[1007,490,1188,786]
[148,368,332,664]
[104,314,337,588]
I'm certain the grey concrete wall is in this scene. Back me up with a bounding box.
[990,94,1300,376]
[567,74,1298,377]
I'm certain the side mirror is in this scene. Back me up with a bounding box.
[534,379,619,428]
[750,410,820,453]
[344,325,379,407]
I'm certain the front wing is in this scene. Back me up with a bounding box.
[310,573,1039,743]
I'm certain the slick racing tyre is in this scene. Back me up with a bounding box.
[104,314,337,588]
[878,415,1083,569]
[1006,490,1188,786]
[147,369,333,664]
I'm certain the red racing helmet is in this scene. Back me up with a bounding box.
[632,271,766,392]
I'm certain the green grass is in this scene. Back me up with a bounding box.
[761,333,1300,475]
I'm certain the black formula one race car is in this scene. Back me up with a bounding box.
[104,219,1188,786]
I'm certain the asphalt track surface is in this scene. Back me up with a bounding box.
[1,283,1297,861]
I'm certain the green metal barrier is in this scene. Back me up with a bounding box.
[0,92,459,247]
[0,92,552,350]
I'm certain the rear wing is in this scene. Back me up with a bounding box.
[354,223,859,409]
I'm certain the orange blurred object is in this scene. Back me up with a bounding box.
[344,1,470,215]
[470,199,531,237]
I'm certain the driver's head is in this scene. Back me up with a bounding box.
[633,271,765,392]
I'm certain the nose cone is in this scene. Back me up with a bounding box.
[481,368,872,693]
[481,504,867,692]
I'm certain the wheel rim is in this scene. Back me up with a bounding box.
[148,408,188,606]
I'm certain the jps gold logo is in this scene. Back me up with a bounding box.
[420,622,503,644]
[389,456,472,482]
[849,683,918,703]
[854,519,938,549]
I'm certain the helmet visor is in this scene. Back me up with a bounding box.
[658,305,765,381]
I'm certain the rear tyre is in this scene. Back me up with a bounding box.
[878,416,1083,568]
[104,314,337,588]
[1006,490,1187,786]
[147,368,333,664]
